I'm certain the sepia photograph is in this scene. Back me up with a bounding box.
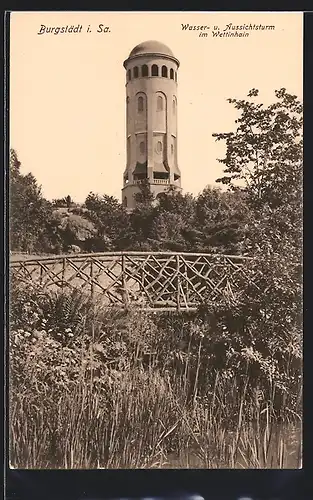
[8,11,302,469]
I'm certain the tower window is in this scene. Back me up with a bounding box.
[152,64,159,76]
[138,96,144,112]
[127,69,131,81]
[139,141,145,154]
[157,95,163,111]
[175,71,177,82]
[134,66,139,78]
[171,144,174,155]
[123,196,128,207]
[173,98,176,114]
[170,68,174,80]
[156,141,163,153]
[161,65,168,78]
[142,64,148,77]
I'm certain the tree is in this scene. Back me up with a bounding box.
[126,181,156,250]
[213,88,302,205]
[213,88,302,255]
[65,195,72,208]
[150,212,188,251]
[9,149,57,253]
[194,186,250,254]
[84,192,130,250]
[146,187,197,251]
[133,179,155,206]
[203,89,303,407]
[156,186,195,218]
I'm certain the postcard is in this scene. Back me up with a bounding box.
[8,11,303,469]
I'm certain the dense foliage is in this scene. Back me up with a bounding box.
[9,88,302,468]
[10,280,301,468]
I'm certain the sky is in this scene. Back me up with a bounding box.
[10,11,303,203]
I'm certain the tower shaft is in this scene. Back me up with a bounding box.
[122,42,181,209]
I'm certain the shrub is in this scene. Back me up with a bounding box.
[9,283,302,468]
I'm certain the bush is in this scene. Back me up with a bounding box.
[9,282,302,468]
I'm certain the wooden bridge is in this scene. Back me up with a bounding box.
[10,252,259,312]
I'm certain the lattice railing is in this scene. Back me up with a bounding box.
[10,252,259,311]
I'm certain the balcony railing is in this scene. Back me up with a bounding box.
[132,179,170,185]
[153,179,170,184]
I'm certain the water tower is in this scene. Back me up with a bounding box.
[122,40,181,209]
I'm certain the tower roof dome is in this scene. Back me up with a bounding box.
[124,40,179,67]
[129,40,174,58]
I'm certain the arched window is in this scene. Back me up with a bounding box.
[173,98,176,114]
[123,197,128,207]
[134,66,139,78]
[175,71,177,82]
[152,64,159,76]
[142,64,148,77]
[127,69,131,81]
[138,96,144,112]
[162,65,168,78]
[170,68,174,80]
[156,141,163,153]
[157,95,163,111]
[139,141,145,154]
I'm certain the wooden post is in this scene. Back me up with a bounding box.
[121,254,128,310]
[61,258,66,290]
[185,259,190,305]
[40,264,43,285]
[90,259,94,301]
[90,258,95,342]
[176,254,181,312]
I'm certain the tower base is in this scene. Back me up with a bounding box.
[122,181,181,210]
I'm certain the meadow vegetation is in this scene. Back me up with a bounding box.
[9,275,302,468]
[9,88,302,468]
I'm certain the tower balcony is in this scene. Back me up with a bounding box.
[133,179,147,185]
[132,178,169,185]
[152,178,170,185]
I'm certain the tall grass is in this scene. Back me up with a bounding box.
[9,284,302,469]
[10,368,302,469]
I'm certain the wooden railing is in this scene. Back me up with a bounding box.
[10,252,259,311]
